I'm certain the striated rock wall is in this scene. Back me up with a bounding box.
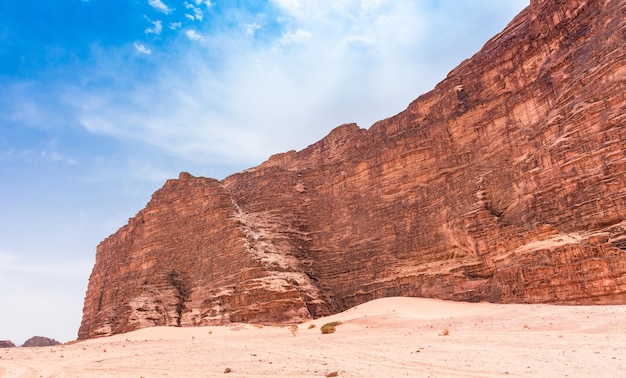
[79,174,324,338]
[79,0,626,339]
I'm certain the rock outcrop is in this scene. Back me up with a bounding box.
[21,336,61,348]
[0,340,16,348]
[79,0,626,339]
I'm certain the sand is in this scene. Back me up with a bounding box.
[1,297,625,377]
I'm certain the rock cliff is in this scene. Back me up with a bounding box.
[79,0,626,339]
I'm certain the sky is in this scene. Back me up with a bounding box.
[0,0,529,344]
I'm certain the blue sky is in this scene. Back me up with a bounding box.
[0,0,528,344]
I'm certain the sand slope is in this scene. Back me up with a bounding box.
[2,297,625,377]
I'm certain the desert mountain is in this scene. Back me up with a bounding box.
[79,0,626,339]
[0,340,16,348]
[21,336,61,348]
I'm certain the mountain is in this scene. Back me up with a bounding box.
[79,0,626,339]
[21,336,61,348]
[0,340,16,348]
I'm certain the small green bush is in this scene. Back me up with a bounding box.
[320,321,342,334]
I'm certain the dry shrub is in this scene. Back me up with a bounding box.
[308,324,316,329]
[440,328,449,336]
[289,324,299,336]
[321,321,342,334]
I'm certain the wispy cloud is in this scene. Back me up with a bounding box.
[246,22,262,36]
[26,1,531,168]
[40,150,77,165]
[272,0,302,15]
[188,0,213,7]
[278,28,312,46]
[170,22,182,30]
[185,29,202,41]
[0,142,77,165]
[0,148,28,162]
[144,18,163,35]
[184,2,204,21]
[148,0,174,14]
[134,42,152,54]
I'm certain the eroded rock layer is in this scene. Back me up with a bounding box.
[79,0,626,339]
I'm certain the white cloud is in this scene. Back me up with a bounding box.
[134,42,152,54]
[72,0,529,166]
[145,18,163,35]
[246,22,262,35]
[170,22,182,30]
[272,0,302,14]
[184,2,204,21]
[0,141,76,165]
[148,0,173,14]
[185,29,202,41]
[279,28,312,46]
[0,148,25,161]
[39,150,77,165]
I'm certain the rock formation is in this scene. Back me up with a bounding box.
[79,0,626,339]
[0,340,16,348]
[21,336,61,348]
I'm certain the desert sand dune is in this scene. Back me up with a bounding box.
[2,297,625,377]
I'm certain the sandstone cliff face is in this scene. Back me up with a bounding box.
[79,0,626,339]
[79,174,324,338]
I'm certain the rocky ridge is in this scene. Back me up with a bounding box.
[79,0,626,339]
[21,337,61,348]
[0,340,16,348]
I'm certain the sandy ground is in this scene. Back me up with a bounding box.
[1,297,625,377]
